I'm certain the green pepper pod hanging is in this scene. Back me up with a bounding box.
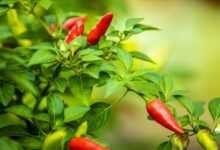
[196,129,218,150]
[171,134,189,150]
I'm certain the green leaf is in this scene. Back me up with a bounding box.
[133,24,159,31]
[19,137,42,150]
[59,70,76,80]
[124,24,159,39]
[128,80,157,97]
[0,26,11,41]
[34,113,50,122]
[27,42,54,50]
[130,69,149,78]
[68,76,93,105]
[177,115,190,127]
[0,125,29,137]
[0,0,18,5]
[208,97,220,120]
[83,63,115,79]
[0,83,14,106]
[0,7,9,16]
[130,51,155,63]
[178,97,204,118]
[104,80,124,98]
[68,36,87,48]
[214,133,220,141]
[172,90,187,99]
[160,75,173,100]
[106,30,121,42]
[39,0,52,10]
[100,63,116,73]
[0,60,7,69]
[157,141,172,150]
[5,105,32,120]
[83,65,100,79]
[0,137,24,150]
[81,54,102,62]
[64,106,90,123]
[116,48,133,70]
[52,78,67,93]
[79,48,103,57]
[47,94,64,120]
[28,49,56,66]
[141,71,161,84]
[83,103,111,132]
[125,18,143,29]
[6,70,38,95]
[0,113,26,128]
[179,98,195,115]
[193,120,209,128]
[192,102,204,118]
[98,39,113,49]
[0,50,25,65]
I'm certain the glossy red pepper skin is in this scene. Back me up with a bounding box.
[63,16,87,31]
[87,12,113,45]
[65,21,84,44]
[146,99,184,134]
[68,137,108,150]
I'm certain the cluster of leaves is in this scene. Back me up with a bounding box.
[0,0,161,149]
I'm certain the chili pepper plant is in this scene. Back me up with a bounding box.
[0,0,220,150]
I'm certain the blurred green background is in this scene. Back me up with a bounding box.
[53,0,220,149]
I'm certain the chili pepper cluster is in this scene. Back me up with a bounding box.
[63,12,113,45]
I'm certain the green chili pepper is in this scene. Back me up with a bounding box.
[171,134,189,150]
[196,129,218,150]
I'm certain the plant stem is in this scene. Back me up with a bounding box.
[212,119,218,133]
[95,89,129,119]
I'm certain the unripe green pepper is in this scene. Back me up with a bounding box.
[42,130,67,150]
[171,134,189,150]
[7,9,27,36]
[196,129,218,150]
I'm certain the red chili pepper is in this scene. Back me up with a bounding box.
[68,137,108,150]
[146,99,184,134]
[63,16,87,31]
[87,12,113,45]
[65,21,84,44]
